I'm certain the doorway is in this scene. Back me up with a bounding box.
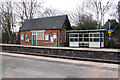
[32,35,36,46]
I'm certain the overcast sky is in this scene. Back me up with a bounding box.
[43,0,119,11]
[43,0,84,11]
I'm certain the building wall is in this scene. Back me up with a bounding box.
[20,31,32,45]
[20,30,62,47]
[37,30,61,47]
[60,24,67,46]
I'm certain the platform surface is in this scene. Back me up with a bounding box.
[1,52,119,78]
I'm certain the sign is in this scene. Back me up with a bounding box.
[45,34,49,40]
[53,35,57,40]
[108,29,113,32]
[21,35,24,40]
[108,29,113,34]
[108,31,112,34]
[15,32,19,36]
[60,36,62,39]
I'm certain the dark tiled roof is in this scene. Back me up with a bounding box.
[20,15,70,31]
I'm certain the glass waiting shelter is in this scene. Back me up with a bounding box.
[67,29,107,48]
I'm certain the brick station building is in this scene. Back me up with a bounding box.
[20,15,72,46]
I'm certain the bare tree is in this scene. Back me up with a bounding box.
[118,1,120,22]
[69,6,93,26]
[14,0,43,26]
[0,2,15,39]
[42,8,64,17]
[84,0,112,29]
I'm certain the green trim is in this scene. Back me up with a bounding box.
[115,43,120,45]
[68,33,70,47]
[100,32,102,48]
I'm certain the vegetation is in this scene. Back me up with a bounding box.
[72,20,97,30]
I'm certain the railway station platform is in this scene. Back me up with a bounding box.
[0,44,120,64]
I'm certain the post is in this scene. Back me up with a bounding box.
[68,33,69,47]
[100,32,101,48]
[108,19,111,48]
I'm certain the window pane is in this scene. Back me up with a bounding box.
[84,34,88,37]
[90,38,93,42]
[84,38,89,42]
[70,38,78,42]
[37,32,44,40]
[70,38,74,42]
[94,34,99,37]
[25,34,27,40]
[94,38,99,42]
[79,34,82,37]
[70,34,78,37]
[75,38,78,41]
[79,38,82,41]
[101,38,104,42]
[101,33,104,37]
[90,34,92,37]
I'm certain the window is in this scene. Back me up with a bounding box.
[70,38,78,42]
[50,32,53,42]
[101,38,104,42]
[84,34,89,37]
[94,34,99,37]
[90,34,93,37]
[79,38,82,41]
[70,34,78,37]
[37,32,44,40]
[94,38,99,42]
[24,33,30,42]
[25,33,27,41]
[84,38,89,42]
[79,34,82,37]
[90,38,93,42]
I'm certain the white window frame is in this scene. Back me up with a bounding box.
[37,32,44,40]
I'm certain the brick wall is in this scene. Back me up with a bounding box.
[37,30,61,47]
[20,30,62,47]
[20,31,32,45]
[20,24,68,47]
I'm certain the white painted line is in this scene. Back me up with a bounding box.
[0,52,118,69]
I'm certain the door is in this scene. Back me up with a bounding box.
[32,35,36,46]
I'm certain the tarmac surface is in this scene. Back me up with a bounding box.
[0,52,119,78]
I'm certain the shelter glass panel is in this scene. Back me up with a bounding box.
[70,34,78,37]
[94,38,99,42]
[84,34,89,37]
[70,38,78,42]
